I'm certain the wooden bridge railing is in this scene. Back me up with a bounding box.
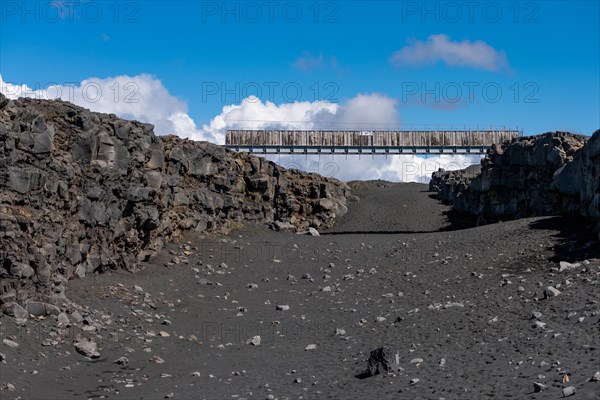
[225,129,521,148]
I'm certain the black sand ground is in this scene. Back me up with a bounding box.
[1,183,599,400]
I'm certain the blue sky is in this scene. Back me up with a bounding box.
[1,1,599,181]
[2,0,598,135]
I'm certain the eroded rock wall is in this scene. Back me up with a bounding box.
[430,131,597,225]
[0,94,351,306]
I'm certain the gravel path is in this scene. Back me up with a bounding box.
[1,183,599,400]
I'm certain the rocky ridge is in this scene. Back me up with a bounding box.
[430,131,599,230]
[0,93,351,309]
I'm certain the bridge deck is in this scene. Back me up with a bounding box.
[225,129,520,155]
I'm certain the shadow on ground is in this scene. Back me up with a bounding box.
[529,216,600,262]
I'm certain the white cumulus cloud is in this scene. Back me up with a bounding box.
[268,154,481,183]
[391,34,510,72]
[197,93,399,144]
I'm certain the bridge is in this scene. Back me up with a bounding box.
[225,129,522,155]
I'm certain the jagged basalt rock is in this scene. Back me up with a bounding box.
[364,347,399,377]
[430,131,599,229]
[0,93,351,307]
[429,164,481,209]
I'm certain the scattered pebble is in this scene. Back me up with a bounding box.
[545,286,561,298]
[150,355,165,364]
[533,320,546,329]
[113,356,129,366]
[562,386,576,397]
[2,339,19,348]
[246,336,261,346]
[533,382,547,392]
[3,383,15,391]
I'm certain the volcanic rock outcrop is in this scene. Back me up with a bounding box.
[0,93,351,307]
[430,130,599,228]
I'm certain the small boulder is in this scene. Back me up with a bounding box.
[2,302,28,319]
[364,347,399,377]
[26,301,59,317]
[71,311,84,323]
[74,338,100,359]
[9,262,34,278]
[562,386,576,397]
[3,339,19,348]
[57,313,70,326]
[559,261,580,272]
